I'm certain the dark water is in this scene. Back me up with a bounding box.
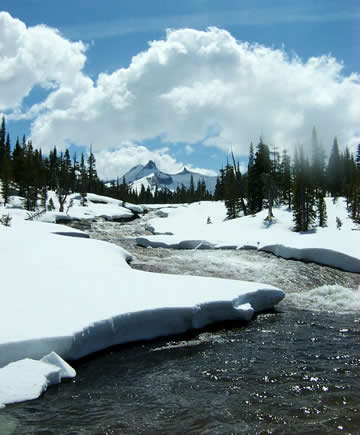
[4,308,360,434]
[2,217,360,434]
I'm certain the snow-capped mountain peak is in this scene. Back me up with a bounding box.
[122,160,217,193]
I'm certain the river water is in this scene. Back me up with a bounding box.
[2,214,360,434]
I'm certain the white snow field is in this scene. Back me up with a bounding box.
[137,198,360,273]
[39,192,144,223]
[0,196,284,407]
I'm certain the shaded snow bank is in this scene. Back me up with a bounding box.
[261,245,360,273]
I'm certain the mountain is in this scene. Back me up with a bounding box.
[122,160,217,193]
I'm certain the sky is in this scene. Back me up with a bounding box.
[1,0,359,179]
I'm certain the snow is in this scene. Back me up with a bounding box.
[0,196,284,407]
[138,199,360,273]
[14,192,144,223]
[0,352,75,408]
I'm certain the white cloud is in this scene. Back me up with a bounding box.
[185,144,194,155]
[0,12,90,113]
[2,16,360,165]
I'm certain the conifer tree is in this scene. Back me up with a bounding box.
[311,127,326,195]
[279,149,292,208]
[79,153,88,205]
[327,137,342,197]
[188,174,195,202]
[224,164,238,220]
[0,116,6,179]
[316,194,327,227]
[250,139,271,213]
[246,142,257,212]
[356,144,360,169]
[87,147,97,193]
[214,167,225,200]
[1,133,12,205]
[292,147,316,231]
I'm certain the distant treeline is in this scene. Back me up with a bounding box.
[0,117,213,209]
[0,117,359,231]
[215,129,360,230]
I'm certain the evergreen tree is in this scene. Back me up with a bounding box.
[0,116,6,178]
[56,151,72,212]
[316,194,328,227]
[249,139,271,213]
[79,153,88,205]
[327,137,342,197]
[188,174,195,202]
[356,144,360,169]
[311,127,326,195]
[292,147,316,232]
[246,142,257,212]
[87,147,97,193]
[224,164,238,220]
[214,167,225,200]
[1,133,12,205]
[279,149,292,208]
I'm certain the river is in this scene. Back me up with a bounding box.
[2,213,360,434]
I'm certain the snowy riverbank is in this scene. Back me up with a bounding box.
[0,195,284,407]
[137,198,360,273]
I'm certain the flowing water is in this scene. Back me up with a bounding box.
[2,214,360,434]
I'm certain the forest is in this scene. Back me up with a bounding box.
[0,116,359,231]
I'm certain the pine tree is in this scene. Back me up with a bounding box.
[327,137,342,197]
[316,194,327,227]
[249,139,271,213]
[311,127,326,195]
[279,149,292,208]
[292,147,316,232]
[0,116,6,178]
[224,164,238,220]
[1,133,12,205]
[214,167,225,200]
[87,147,97,193]
[188,174,195,202]
[79,153,88,205]
[356,144,360,169]
[246,142,257,212]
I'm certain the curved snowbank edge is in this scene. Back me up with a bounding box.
[261,244,360,273]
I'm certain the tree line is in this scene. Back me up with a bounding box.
[0,117,213,209]
[1,117,359,230]
[215,128,360,231]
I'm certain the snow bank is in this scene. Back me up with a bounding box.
[33,192,142,223]
[138,199,360,273]
[0,352,75,408]
[0,204,284,406]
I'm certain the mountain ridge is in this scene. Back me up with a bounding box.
[122,160,218,193]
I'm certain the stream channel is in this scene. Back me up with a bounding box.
[2,210,360,434]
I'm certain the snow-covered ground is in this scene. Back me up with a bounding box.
[0,194,284,408]
[138,198,360,273]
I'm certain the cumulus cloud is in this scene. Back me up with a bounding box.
[2,15,360,163]
[0,12,90,113]
[95,143,216,180]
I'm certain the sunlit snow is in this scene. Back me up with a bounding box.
[0,194,284,407]
[137,198,360,272]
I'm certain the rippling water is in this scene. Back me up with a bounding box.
[2,215,360,434]
[4,309,360,434]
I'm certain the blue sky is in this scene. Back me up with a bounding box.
[1,0,359,178]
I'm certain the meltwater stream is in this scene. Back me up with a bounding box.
[2,216,360,434]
